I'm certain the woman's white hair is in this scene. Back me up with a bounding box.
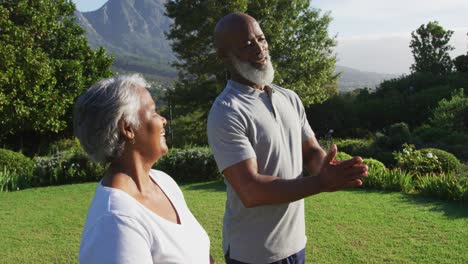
[73,74,149,163]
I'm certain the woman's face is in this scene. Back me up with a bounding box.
[133,87,168,161]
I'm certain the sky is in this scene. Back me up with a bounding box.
[73,0,468,74]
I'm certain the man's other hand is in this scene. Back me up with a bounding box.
[318,144,368,192]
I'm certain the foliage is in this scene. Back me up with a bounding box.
[428,88,468,133]
[420,148,462,173]
[165,0,337,145]
[362,168,414,193]
[454,53,468,73]
[155,147,222,182]
[0,1,113,144]
[45,137,83,155]
[416,173,467,201]
[32,150,104,187]
[409,21,454,75]
[394,144,442,175]
[335,151,352,161]
[307,93,360,137]
[375,122,412,150]
[0,167,31,192]
[307,73,468,141]
[413,125,447,142]
[0,148,34,178]
[333,138,395,166]
[334,138,374,157]
[167,110,208,147]
[363,158,386,177]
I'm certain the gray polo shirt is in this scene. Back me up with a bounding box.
[207,80,315,263]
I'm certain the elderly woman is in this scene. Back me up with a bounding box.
[75,74,212,263]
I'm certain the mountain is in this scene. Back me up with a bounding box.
[75,0,176,81]
[75,0,397,91]
[335,65,399,92]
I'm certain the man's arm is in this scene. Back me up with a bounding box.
[223,143,368,208]
[302,136,327,176]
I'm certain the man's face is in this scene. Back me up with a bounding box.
[228,19,270,70]
[226,19,274,84]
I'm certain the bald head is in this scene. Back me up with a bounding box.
[213,13,273,87]
[214,13,259,52]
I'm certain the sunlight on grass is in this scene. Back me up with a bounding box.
[0,182,466,263]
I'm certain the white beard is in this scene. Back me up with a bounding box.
[229,54,275,85]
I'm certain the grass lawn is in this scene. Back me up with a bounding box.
[0,181,466,263]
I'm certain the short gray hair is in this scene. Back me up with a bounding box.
[73,74,149,163]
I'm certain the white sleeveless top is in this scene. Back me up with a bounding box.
[79,169,210,264]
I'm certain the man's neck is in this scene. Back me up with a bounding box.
[230,73,265,90]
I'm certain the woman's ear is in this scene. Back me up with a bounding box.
[118,119,134,142]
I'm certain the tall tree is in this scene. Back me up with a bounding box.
[410,21,454,75]
[0,0,113,148]
[454,32,468,73]
[165,0,337,146]
[454,54,468,73]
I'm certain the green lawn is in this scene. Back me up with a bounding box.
[0,181,466,263]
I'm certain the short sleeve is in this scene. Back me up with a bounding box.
[291,91,315,142]
[207,106,256,172]
[79,215,153,264]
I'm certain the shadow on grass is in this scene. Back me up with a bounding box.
[180,180,226,192]
[398,193,468,219]
[348,188,468,219]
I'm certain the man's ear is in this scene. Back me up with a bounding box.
[118,119,134,141]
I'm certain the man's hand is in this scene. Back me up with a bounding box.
[318,144,368,192]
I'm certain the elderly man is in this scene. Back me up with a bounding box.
[207,13,368,264]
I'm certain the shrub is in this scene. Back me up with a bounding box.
[0,148,34,179]
[46,138,84,155]
[362,168,414,193]
[371,151,396,168]
[394,144,442,174]
[416,173,467,201]
[413,125,446,142]
[335,138,374,157]
[155,147,222,182]
[441,132,468,145]
[335,152,352,161]
[387,122,411,148]
[32,150,104,187]
[363,158,386,176]
[429,88,468,133]
[0,167,31,192]
[420,148,462,173]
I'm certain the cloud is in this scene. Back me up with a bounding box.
[334,28,468,74]
[314,0,468,20]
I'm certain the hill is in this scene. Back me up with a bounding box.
[75,0,176,81]
[335,65,399,92]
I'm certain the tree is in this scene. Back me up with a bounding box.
[454,54,468,73]
[165,0,337,146]
[410,21,454,75]
[0,0,113,149]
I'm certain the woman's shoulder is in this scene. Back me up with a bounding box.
[150,169,178,186]
[150,169,184,199]
[87,184,146,220]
